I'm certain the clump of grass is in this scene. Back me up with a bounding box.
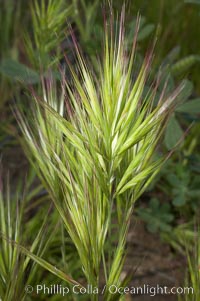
[184,236,200,300]
[17,8,182,300]
[0,171,60,301]
[177,226,200,301]
[25,0,72,71]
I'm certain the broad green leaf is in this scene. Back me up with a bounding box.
[0,59,40,84]
[164,115,184,150]
[176,98,200,114]
[137,24,155,41]
[175,79,193,104]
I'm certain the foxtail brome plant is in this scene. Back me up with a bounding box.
[17,8,183,301]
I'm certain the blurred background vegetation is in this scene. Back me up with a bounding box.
[0,0,200,300]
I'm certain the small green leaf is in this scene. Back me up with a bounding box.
[176,98,200,114]
[164,115,184,150]
[172,195,186,207]
[138,24,155,41]
[175,79,194,104]
[171,55,200,76]
[137,198,174,234]
[166,174,180,186]
[0,59,40,84]
[161,46,181,66]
